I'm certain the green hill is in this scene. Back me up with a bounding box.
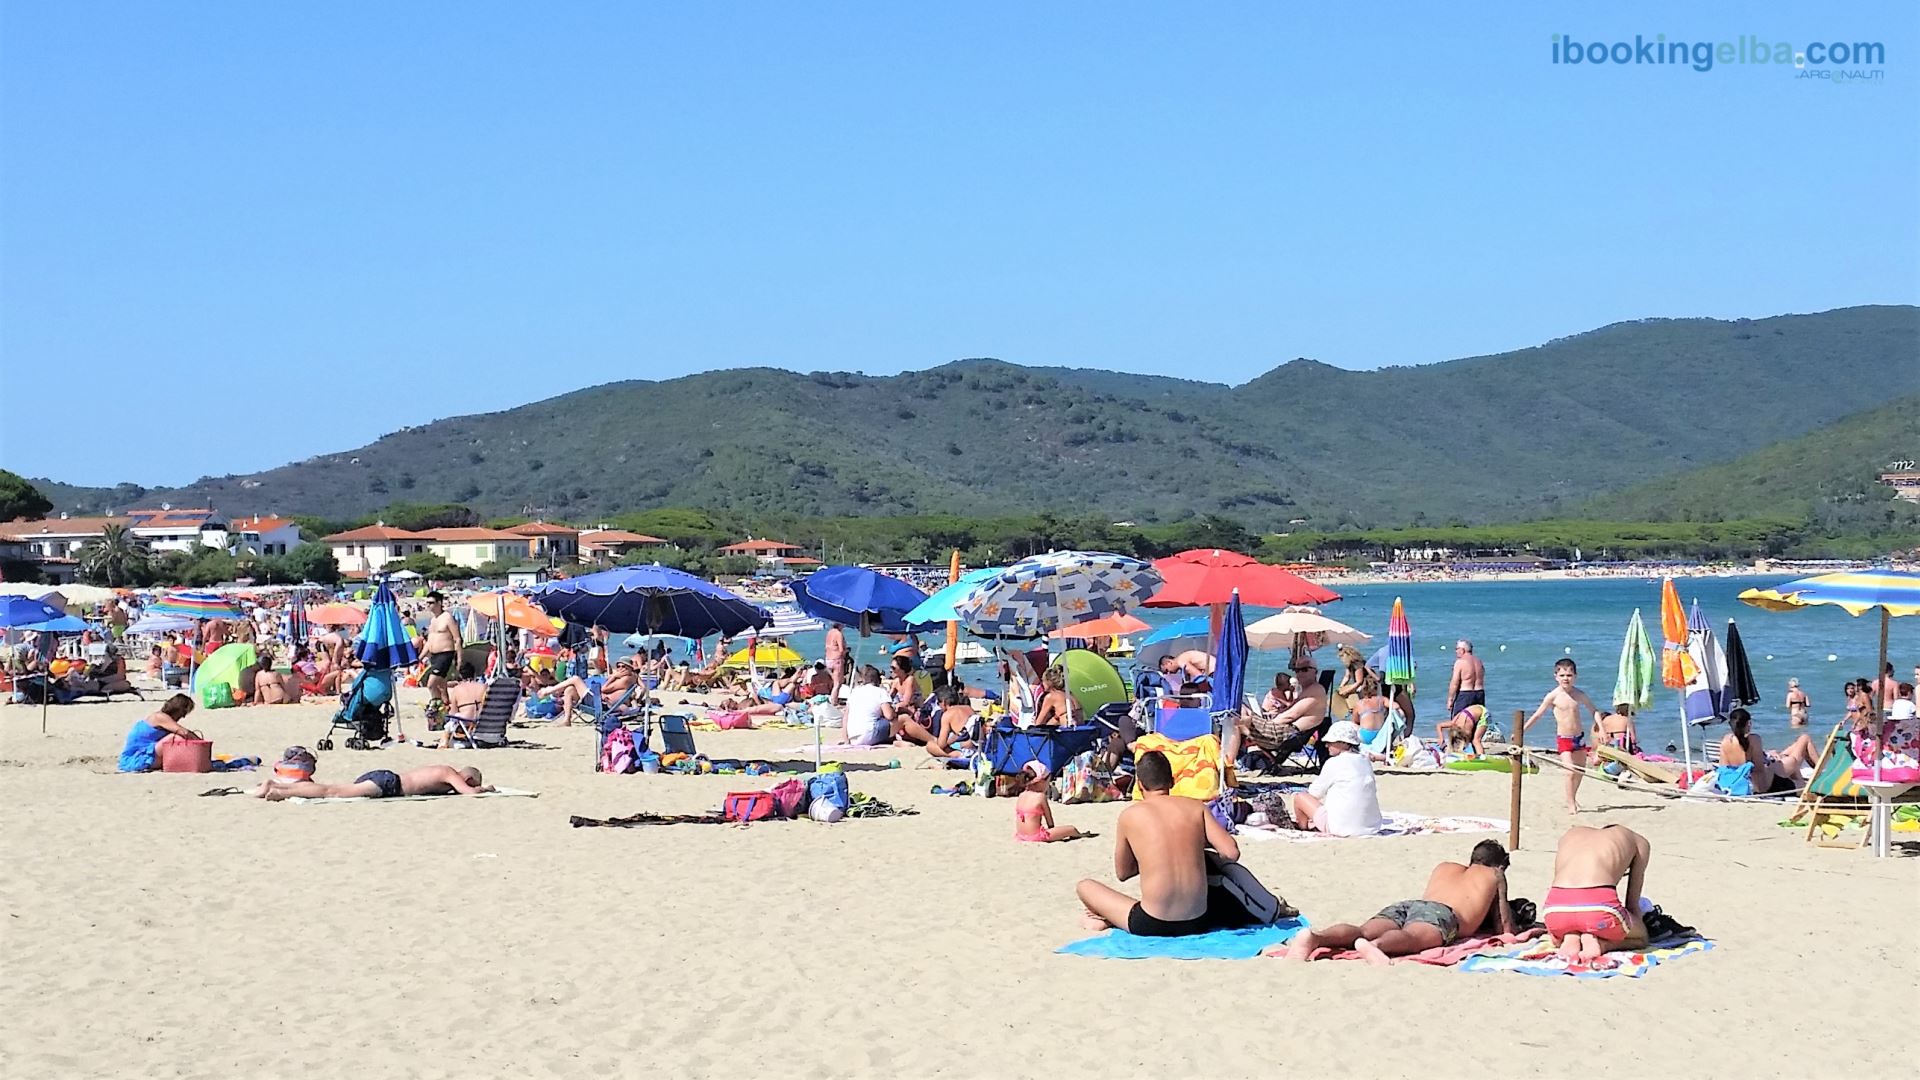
[29,305,1918,529]
[1573,393,1920,527]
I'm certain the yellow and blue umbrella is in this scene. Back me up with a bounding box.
[1737,570,1920,618]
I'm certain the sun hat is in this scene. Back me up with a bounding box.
[1324,721,1364,747]
[1022,759,1051,781]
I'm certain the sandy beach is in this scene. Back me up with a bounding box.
[3,685,1916,1080]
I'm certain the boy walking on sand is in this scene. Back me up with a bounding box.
[1522,658,1605,814]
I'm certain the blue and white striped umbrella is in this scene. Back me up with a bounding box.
[952,551,1163,638]
[354,579,420,671]
[754,603,824,638]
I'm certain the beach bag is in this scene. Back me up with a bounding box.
[770,778,807,819]
[200,683,235,710]
[524,695,559,720]
[724,791,775,822]
[600,727,637,775]
[806,769,850,814]
[1714,762,1754,796]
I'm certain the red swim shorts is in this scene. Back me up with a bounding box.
[1542,885,1629,942]
[1556,733,1589,755]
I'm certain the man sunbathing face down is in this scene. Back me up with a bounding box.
[1543,824,1652,964]
[1074,750,1240,937]
[254,764,494,802]
[1282,840,1514,964]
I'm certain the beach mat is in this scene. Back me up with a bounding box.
[1058,918,1308,960]
[1239,812,1507,843]
[1459,935,1713,979]
[286,786,540,804]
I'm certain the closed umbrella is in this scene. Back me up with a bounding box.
[1213,592,1248,718]
[1722,619,1759,711]
[1612,609,1656,714]
[354,580,420,671]
[1683,599,1729,726]
[1383,598,1414,690]
[287,589,309,647]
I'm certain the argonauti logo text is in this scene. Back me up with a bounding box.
[1552,33,1886,74]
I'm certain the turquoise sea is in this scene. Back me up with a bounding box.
[771,575,1907,746]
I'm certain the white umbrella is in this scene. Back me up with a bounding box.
[1244,606,1371,651]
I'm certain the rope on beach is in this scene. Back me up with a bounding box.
[1519,746,1803,804]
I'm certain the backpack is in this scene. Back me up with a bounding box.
[599,727,637,774]
[806,769,850,813]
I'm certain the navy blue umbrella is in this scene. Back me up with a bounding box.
[0,595,76,629]
[1212,591,1248,716]
[531,564,769,638]
[789,566,929,634]
[354,579,421,671]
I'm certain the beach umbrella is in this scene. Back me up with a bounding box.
[0,597,91,733]
[1135,615,1214,671]
[1383,597,1414,689]
[1722,619,1760,710]
[1046,612,1151,640]
[1659,578,1694,690]
[789,566,929,635]
[287,589,309,647]
[128,612,193,636]
[1243,606,1370,651]
[757,603,824,637]
[306,602,370,627]
[1212,591,1249,718]
[723,641,803,669]
[467,592,561,634]
[354,579,420,671]
[953,551,1162,639]
[147,590,245,621]
[1145,549,1340,609]
[1612,608,1657,713]
[941,550,962,672]
[901,567,1005,627]
[1739,570,1920,822]
[1684,599,1729,726]
[530,564,770,639]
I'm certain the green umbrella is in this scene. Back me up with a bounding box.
[1613,608,1656,712]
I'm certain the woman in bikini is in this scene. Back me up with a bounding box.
[1785,679,1810,728]
[1031,666,1079,727]
[1720,708,1818,794]
[1593,704,1639,754]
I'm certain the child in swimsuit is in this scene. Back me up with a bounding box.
[1013,761,1087,843]
[1521,658,1605,814]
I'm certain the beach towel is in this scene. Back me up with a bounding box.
[1058,918,1309,960]
[1459,935,1714,979]
[783,741,898,755]
[1238,812,1507,843]
[285,786,540,804]
[1130,732,1222,800]
[693,717,810,731]
[1277,928,1546,965]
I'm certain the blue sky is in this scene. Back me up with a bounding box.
[3,2,1915,486]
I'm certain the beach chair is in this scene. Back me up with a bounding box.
[1788,725,1871,848]
[316,669,395,751]
[447,675,523,749]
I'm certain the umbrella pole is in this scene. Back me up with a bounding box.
[1874,608,1889,785]
[1677,687,1694,790]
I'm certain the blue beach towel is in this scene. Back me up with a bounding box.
[1057,918,1309,960]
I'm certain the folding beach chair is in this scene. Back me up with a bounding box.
[447,675,523,749]
[1788,724,1871,847]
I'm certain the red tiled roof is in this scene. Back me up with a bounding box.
[233,516,298,533]
[508,521,579,536]
[580,530,669,546]
[719,538,800,552]
[323,525,427,542]
[417,528,527,542]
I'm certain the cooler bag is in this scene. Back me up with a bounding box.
[984,722,1104,776]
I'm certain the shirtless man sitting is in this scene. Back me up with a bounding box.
[254,764,495,801]
[1224,655,1327,765]
[1075,750,1240,936]
[1543,824,1651,964]
[1282,840,1514,964]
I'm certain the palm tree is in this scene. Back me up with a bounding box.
[78,523,153,586]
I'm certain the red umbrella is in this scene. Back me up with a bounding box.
[1146,549,1340,608]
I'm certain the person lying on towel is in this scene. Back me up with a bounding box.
[1282,840,1515,963]
[1075,751,1239,936]
[253,764,495,801]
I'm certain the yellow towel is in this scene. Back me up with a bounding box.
[1131,733,1222,800]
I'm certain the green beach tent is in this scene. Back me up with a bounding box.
[1057,649,1127,720]
[193,642,258,698]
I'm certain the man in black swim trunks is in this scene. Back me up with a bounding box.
[420,592,461,713]
[1075,751,1240,936]
[254,764,493,801]
[1447,639,1486,719]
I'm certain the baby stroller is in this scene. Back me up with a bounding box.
[317,668,396,751]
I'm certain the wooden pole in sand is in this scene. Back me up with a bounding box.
[1508,709,1525,850]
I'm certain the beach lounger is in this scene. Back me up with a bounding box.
[448,675,523,749]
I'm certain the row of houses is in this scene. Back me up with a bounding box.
[2,508,305,582]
